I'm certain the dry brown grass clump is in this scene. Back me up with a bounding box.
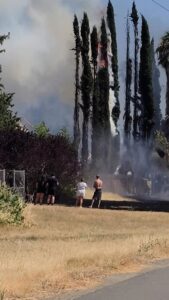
[1,204,169,299]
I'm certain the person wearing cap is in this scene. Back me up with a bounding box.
[90,175,103,208]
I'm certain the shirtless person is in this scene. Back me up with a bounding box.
[90,175,103,208]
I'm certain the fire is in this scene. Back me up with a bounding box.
[97,43,108,68]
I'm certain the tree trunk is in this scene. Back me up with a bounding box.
[73,49,80,153]
[82,116,89,167]
[124,16,132,143]
[133,27,139,139]
[165,66,169,137]
[91,74,98,168]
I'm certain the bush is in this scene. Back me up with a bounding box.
[0,185,25,224]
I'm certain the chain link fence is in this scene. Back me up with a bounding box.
[0,169,5,184]
[0,169,25,197]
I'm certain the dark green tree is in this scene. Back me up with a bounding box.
[124,14,132,140]
[130,2,139,139]
[97,18,111,168]
[0,33,19,130]
[91,26,99,164]
[0,92,19,129]
[81,13,93,166]
[107,0,120,127]
[139,16,154,140]
[151,38,162,131]
[73,15,81,153]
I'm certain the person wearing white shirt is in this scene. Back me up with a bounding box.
[76,178,87,207]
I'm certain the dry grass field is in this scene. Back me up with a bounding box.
[85,188,130,201]
[1,204,169,299]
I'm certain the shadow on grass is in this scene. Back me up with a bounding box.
[55,193,169,212]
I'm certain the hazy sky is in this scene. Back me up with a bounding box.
[0,0,168,132]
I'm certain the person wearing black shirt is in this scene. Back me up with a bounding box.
[35,175,46,205]
[46,175,59,205]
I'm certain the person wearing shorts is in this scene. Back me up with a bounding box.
[46,175,59,205]
[35,175,46,205]
[76,178,87,207]
[90,175,103,208]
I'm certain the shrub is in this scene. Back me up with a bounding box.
[0,185,25,224]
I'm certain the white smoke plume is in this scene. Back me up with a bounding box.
[0,0,103,132]
[107,30,117,136]
[0,0,168,133]
[97,27,117,136]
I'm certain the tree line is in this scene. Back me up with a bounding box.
[73,1,120,171]
[73,1,164,171]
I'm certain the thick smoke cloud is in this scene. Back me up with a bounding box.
[0,0,102,132]
[0,0,168,132]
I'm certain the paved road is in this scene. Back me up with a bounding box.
[75,265,169,300]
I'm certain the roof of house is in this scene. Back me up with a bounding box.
[19,117,34,132]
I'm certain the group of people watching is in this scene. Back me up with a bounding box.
[35,174,59,205]
[34,174,103,208]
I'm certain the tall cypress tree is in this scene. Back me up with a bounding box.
[151,38,162,131]
[139,16,154,140]
[73,15,81,153]
[91,26,99,165]
[124,14,132,140]
[97,18,111,167]
[131,2,139,140]
[81,13,93,166]
[107,0,120,127]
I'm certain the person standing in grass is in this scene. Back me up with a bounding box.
[46,175,59,205]
[90,175,103,208]
[76,178,87,207]
[34,174,46,205]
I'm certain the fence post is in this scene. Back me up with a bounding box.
[13,170,15,190]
